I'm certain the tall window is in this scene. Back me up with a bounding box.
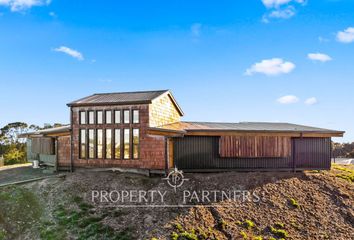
[114,110,121,124]
[97,129,103,158]
[88,111,94,124]
[79,129,86,158]
[132,110,139,124]
[133,129,139,159]
[80,112,86,124]
[114,129,121,159]
[105,111,112,124]
[97,111,103,124]
[123,129,130,159]
[88,129,94,158]
[124,110,130,124]
[106,129,112,159]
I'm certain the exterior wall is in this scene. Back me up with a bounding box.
[293,137,331,169]
[173,136,331,171]
[149,93,181,127]
[71,104,166,170]
[57,135,71,168]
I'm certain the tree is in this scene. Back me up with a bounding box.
[0,122,38,164]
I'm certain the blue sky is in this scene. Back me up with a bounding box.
[0,0,353,142]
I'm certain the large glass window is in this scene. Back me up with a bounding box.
[106,129,112,159]
[124,110,130,124]
[133,129,139,159]
[97,129,103,158]
[79,129,86,158]
[105,111,112,124]
[97,111,103,124]
[88,111,94,124]
[132,110,139,124]
[114,129,121,159]
[80,112,86,124]
[88,129,94,158]
[114,110,121,124]
[123,129,130,159]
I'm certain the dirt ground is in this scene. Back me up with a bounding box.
[0,164,56,186]
[0,165,353,240]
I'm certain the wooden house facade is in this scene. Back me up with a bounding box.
[22,90,344,173]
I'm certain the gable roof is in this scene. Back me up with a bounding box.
[149,121,344,137]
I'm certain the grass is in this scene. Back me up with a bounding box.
[0,186,43,239]
[332,164,354,183]
[39,196,133,240]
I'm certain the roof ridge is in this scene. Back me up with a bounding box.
[92,89,169,95]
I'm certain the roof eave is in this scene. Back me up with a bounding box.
[67,100,152,107]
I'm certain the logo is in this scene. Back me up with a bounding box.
[162,167,189,192]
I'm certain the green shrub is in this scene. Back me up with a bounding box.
[180,231,198,240]
[253,236,263,240]
[289,198,299,208]
[274,222,285,228]
[270,227,288,238]
[174,223,184,233]
[171,231,179,240]
[240,231,247,239]
[244,220,255,229]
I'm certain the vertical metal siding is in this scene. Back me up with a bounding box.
[293,137,331,169]
[174,136,331,170]
[174,136,293,170]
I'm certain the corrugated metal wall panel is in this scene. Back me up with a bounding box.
[293,137,331,169]
[174,136,331,170]
[174,136,293,170]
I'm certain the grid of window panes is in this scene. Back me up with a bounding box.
[78,109,140,160]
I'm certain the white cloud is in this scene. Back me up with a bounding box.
[307,53,332,62]
[336,27,354,43]
[261,0,306,22]
[305,97,318,105]
[53,46,84,61]
[0,0,50,12]
[191,23,202,37]
[245,58,295,76]
[262,0,292,8]
[268,6,295,19]
[277,95,299,104]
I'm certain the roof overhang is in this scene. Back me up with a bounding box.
[147,127,186,137]
[183,130,345,138]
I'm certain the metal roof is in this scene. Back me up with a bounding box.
[18,125,71,138]
[67,90,169,106]
[155,121,344,134]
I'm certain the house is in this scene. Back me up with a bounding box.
[22,90,344,174]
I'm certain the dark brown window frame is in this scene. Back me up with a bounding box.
[105,110,112,124]
[79,129,86,159]
[123,109,130,124]
[88,129,95,159]
[114,129,122,160]
[105,129,113,159]
[114,110,121,124]
[132,109,139,124]
[79,111,86,125]
[96,110,103,125]
[132,128,140,159]
[88,111,95,125]
[96,129,103,159]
